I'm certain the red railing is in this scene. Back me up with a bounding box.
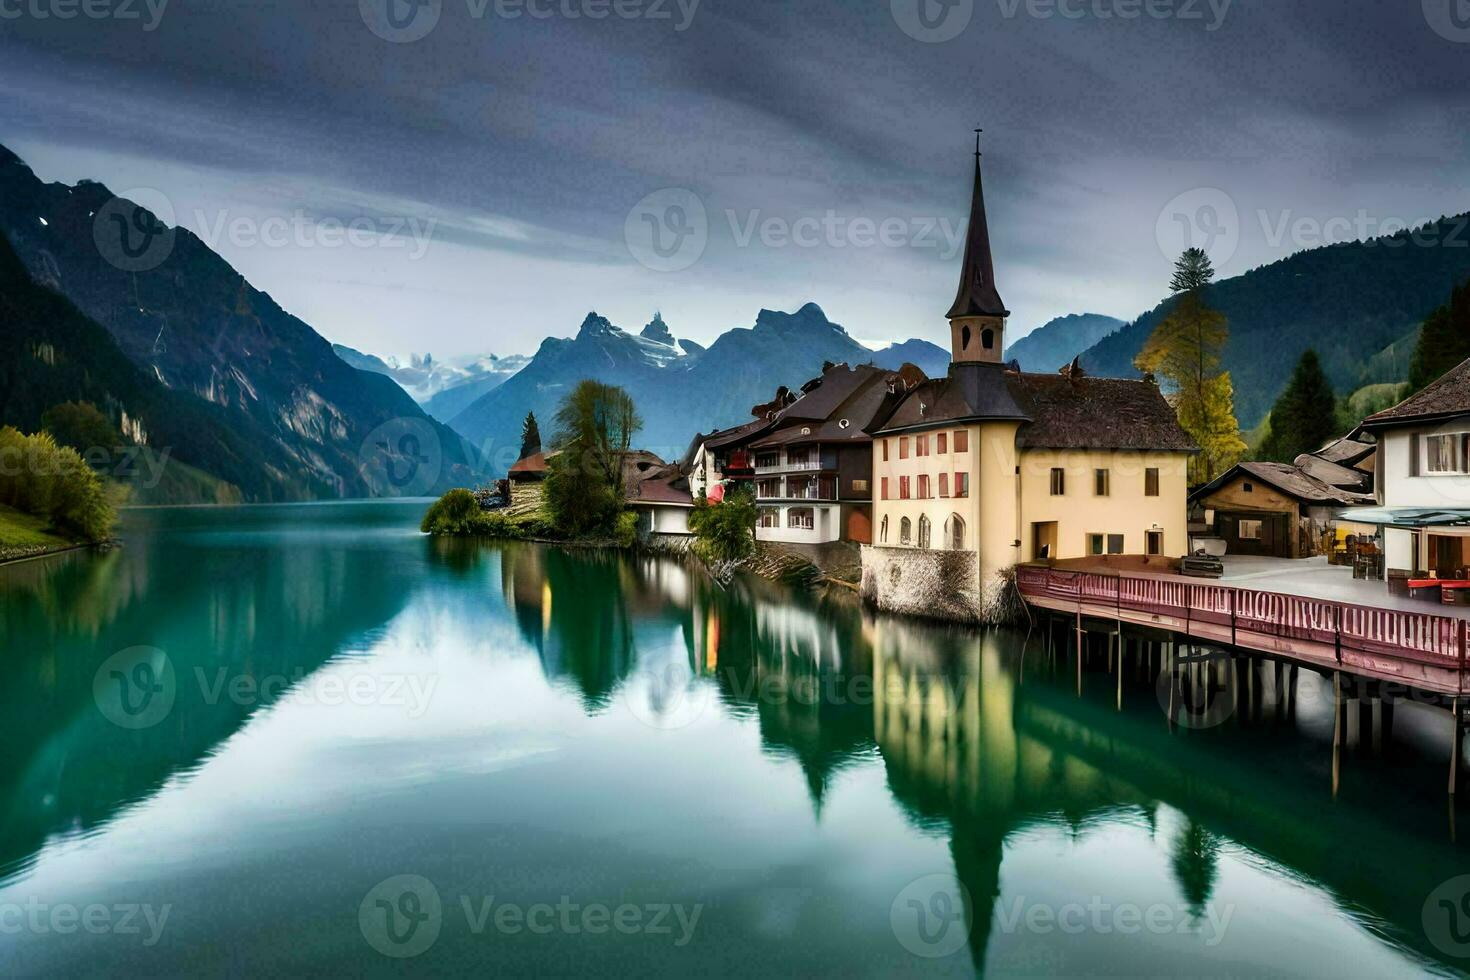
[1015,565,1468,692]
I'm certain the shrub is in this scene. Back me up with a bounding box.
[420,488,482,535]
[688,487,757,563]
[0,426,116,542]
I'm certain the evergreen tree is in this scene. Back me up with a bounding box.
[1259,349,1337,462]
[1407,278,1470,393]
[519,411,542,460]
[1135,249,1245,482]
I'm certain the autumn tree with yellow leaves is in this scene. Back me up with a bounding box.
[1134,248,1246,484]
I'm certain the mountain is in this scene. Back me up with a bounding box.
[1078,215,1470,428]
[870,338,950,378]
[0,229,301,503]
[1004,313,1125,372]
[332,343,530,405]
[449,303,922,472]
[0,143,483,498]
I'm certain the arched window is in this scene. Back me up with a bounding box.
[961,324,972,349]
[918,515,931,550]
[947,514,965,550]
[900,517,912,545]
[981,327,995,350]
[880,515,889,544]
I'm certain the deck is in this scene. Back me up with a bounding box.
[1016,561,1469,697]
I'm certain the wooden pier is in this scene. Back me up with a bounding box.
[1015,564,1469,798]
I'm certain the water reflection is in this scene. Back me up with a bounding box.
[0,504,1465,976]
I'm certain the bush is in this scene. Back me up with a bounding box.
[0,426,116,542]
[420,488,482,535]
[688,487,757,563]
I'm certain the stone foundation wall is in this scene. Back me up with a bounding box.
[860,545,982,623]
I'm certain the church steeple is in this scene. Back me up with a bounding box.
[947,130,1008,364]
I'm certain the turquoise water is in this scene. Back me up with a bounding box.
[0,500,1465,977]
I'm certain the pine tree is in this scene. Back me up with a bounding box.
[518,411,542,460]
[1407,278,1470,393]
[1135,249,1245,483]
[1259,349,1337,462]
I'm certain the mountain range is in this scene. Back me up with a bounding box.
[331,344,530,409]
[1077,215,1470,428]
[1005,313,1125,372]
[445,304,950,472]
[0,143,482,500]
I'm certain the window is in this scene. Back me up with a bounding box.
[899,437,910,460]
[899,476,911,499]
[756,452,779,469]
[758,508,780,528]
[981,328,995,350]
[1239,519,1263,540]
[948,515,965,550]
[953,430,969,453]
[918,474,931,499]
[937,433,947,454]
[880,515,889,543]
[852,479,869,493]
[954,472,969,498]
[1426,433,1461,473]
[1146,530,1164,556]
[961,325,972,349]
[882,439,889,462]
[1089,533,1124,555]
[881,477,889,500]
[1242,482,1254,493]
[788,508,814,530]
[1108,534,1124,555]
[1094,469,1110,496]
[1145,468,1160,497]
[918,515,932,549]
[939,473,950,497]
[1050,468,1065,496]
[917,435,929,457]
[1088,534,1105,556]
[900,517,912,545]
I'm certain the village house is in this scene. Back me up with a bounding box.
[684,417,773,502]
[1346,359,1470,594]
[862,142,1196,621]
[628,462,696,542]
[1189,437,1376,560]
[749,361,921,546]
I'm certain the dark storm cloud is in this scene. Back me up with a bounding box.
[2,0,1467,358]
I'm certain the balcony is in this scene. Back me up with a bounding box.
[753,457,826,475]
[756,479,837,502]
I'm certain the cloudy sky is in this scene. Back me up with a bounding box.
[2,0,1468,360]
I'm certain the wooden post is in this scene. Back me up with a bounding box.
[1332,670,1343,799]
[1075,610,1083,697]
[1116,635,1124,711]
[1452,697,1463,798]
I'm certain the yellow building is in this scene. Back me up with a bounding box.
[862,141,1195,621]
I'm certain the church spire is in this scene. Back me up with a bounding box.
[946,130,1008,320]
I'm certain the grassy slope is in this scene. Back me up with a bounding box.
[0,504,75,559]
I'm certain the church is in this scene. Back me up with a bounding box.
[861,140,1197,622]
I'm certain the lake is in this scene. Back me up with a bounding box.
[1,500,1466,977]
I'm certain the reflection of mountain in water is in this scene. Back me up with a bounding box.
[0,505,421,884]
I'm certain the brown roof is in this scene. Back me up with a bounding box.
[1293,452,1372,493]
[1362,357,1470,427]
[1190,461,1374,507]
[1313,435,1376,467]
[508,451,548,478]
[1010,372,1198,452]
[702,417,773,451]
[628,464,693,506]
[874,361,1030,434]
[753,363,918,448]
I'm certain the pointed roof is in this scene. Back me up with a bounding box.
[945,137,1008,320]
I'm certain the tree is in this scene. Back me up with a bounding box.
[519,411,542,461]
[1135,249,1245,482]
[0,427,116,542]
[1406,278,1470,393]
[688,486,757,562]
[544,380,642,537]
[41,401,122,458]
[1259,349,1337,462]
